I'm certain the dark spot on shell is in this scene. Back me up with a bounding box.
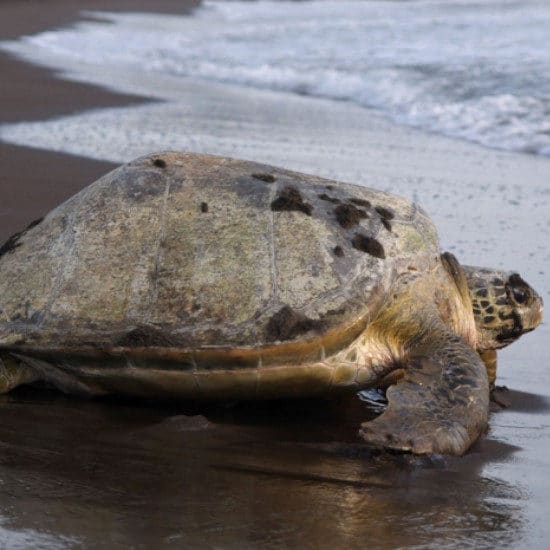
[473,308,481,315]
[480,300,490,308]
[484,316,495,324]
[375,206,395,220]
[153,158,166,168]
[116,326,186,348]
[334,203,367,228]
[266,305,325,342]
[351,234,385,259]
[333,245,344,257]
[0,217,43,258]
[252,173,276,183]
[476,288,488,298]
[318,193,340,204]
[349,198,371,208]
[200,202,209,213]
[485,306,494,314]
[271,187,312,216]
[381,218,392,232]
[492,278,504,286]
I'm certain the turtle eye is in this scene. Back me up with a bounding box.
[507,274,532,305]
[512,287,528,304]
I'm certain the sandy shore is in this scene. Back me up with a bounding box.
[0,0,199,241]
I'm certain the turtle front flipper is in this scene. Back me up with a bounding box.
[359,330,489,456]
[0,354,40,393]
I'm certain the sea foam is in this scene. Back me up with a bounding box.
[3,0,548,156]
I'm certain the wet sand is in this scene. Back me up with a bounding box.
[1,1,550,548]
[0,386,534,549]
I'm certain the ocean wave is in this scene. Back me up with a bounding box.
[7,0,550,156]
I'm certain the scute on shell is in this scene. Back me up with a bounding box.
[0,152,439,354]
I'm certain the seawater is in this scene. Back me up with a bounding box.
[9,0,550,156]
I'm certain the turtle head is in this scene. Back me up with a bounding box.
[463,266,543,350]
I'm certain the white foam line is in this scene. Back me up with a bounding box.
[4,1,549,155]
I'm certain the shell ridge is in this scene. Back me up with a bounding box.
[267,180,280,310]
[145,174,172,324]
[40,206,80,328]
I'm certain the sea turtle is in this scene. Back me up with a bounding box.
[0,152,542,455]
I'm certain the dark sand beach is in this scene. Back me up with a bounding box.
[1,0,549,548]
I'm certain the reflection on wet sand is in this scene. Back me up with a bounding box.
[0,387,529,548]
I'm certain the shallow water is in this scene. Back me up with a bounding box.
[1,383,547,549]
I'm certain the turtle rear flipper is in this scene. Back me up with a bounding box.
[359,330,489,456]
[0,354,40,393]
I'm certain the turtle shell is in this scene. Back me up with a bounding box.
[0,153,439,365]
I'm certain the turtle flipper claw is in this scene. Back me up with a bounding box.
[359,387,472,455]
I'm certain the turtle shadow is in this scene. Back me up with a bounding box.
[6,384,524,463]
[0,385,528,548]
[491,387,550,414]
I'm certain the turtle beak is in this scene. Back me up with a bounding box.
[524,292,543,333]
